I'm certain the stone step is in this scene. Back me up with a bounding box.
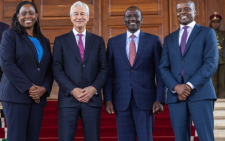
[214,110,225,116]
[215,99,225,107]
[215,137,225,141]
[214,107,225,110]
[214,126,225,137]
[217,99,225,102]
[214,116,225,126]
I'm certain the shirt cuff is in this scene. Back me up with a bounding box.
[186,82,195,89]
[171,90,177,93]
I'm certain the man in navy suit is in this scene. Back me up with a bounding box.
[103,6,166,141]
[0,22,9,80]
[52,1,107,141]
[159,0,218,140]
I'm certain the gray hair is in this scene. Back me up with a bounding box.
[70,1,89,17]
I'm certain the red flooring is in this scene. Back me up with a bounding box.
[39,101,199,141]
[0,101,199,140]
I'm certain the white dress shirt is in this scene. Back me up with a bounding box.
[179,21,196,46]
[72,28,86,49]
[126,30,140,59]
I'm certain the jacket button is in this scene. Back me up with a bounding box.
[83,65,85,67]
[37,68,40,71]
[182,61,184,63]
[131,70,134,72]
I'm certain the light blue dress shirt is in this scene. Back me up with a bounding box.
[28,36,43,63]
[126,30,140,59]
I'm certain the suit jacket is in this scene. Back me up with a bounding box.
[0,22,9,79]
[159,24,218,104]
[103,31,166,111]
[0,29,53,106]
[52,30,107,109]
[0,22,9,44]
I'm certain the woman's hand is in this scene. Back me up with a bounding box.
[34,98,40,103]
[29,85,47,101]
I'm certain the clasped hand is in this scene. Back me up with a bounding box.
[71,86,97,103]
[174,84,191,101]
[153,101,163,114]
[29,85,47,103]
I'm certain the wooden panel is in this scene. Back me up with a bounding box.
[102,0,169,45]
[41,0,93,18]
[109,0,160,16]
[4,0,32,18]
[47,80,59,100]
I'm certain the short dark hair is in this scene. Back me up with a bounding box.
[177,0,195,10]
[12,1,45,42]
[124,6,143,17]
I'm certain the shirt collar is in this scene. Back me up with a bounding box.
[126,29,140,39]
[180,21,196,30]
[72,28,86,37]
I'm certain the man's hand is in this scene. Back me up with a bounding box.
[71,87,85,100]
[153,101,163,114]
[178,95,187,101]
[76,86,97,103]
[29,85,36,91]
[174,84,191,99]
[29,85,46,100]
[105,101,114,115]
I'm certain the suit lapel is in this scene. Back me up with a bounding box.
[39,39,48,66]
[21,34,39,65]
[172,29,181,56]
[119,33,131,68]
[66,30,82,63]
[183,24,201,56]
[83,31,94,63]
[133,31,147,67]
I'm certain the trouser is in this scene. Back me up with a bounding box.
[1,101,44,141]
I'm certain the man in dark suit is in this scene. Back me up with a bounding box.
[52,1,107,141]
[103,6,166,141]
[0,22,9,80]
[159,0,218,141]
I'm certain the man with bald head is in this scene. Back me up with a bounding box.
[160,0,217,140]
[104,6,166,141]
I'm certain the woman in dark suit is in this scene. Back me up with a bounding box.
[0,1,53,141]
